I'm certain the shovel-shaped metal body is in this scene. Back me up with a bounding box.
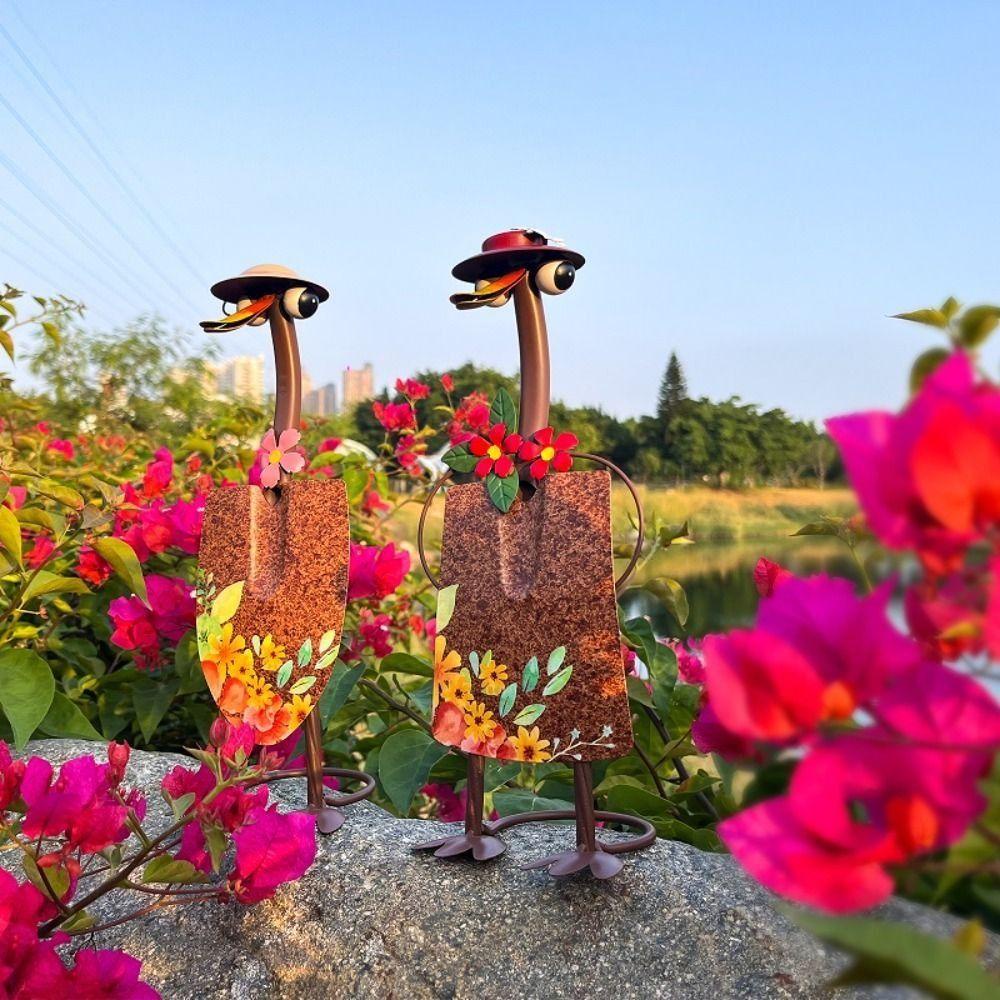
[431,472,632,762]
[197,479,349,744]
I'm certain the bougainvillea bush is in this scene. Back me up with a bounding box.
[2,285,999,994]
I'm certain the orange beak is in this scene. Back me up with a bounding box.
[199,294,276,332]
[449,269,527,310]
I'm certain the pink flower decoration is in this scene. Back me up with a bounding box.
[258,428,305,489]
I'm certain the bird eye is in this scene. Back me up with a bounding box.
[535,260,575,295]
[282,286,319,319]
[238,297,268,326]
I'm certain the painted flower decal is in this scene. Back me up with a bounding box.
[518,427,578,480]
[469,423,522,478]
[501,725,552,763]
[258,428,305,488]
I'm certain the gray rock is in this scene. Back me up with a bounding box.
[8,740,997,999]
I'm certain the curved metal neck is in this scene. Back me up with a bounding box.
[512,279,550,437]
[268,300,301,433]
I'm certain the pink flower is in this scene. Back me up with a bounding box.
[167,496,204,554]
[441,373,455,393]
[24,534,56,569]
[107,742,131,787]
[753,557,792,597]
[3,485,26,509]
[46,438,75,460]
[348,542,410,600]
[395,377,431,400]
[0,741,25,810]
[362,490,391,515]
[35,420,51,435]
[343,610,394,660]
[422,782,465,822]
[67,949,158,999]
[827,352,1000,571]
[691,701,760,761]
[229,806,317,903]
[664,638,705,684]
[76,545,112,586]
[258,428,306,489]
[904,567,989,660]
[318,436,342,453]
[108,574,195,668]
[141,448,173,499]
[372,400,415,432]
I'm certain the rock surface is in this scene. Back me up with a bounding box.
[9,740,997,999]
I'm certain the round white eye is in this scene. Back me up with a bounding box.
[282,286,319,319]
[238,297,267,326]
[535,260,575,295]
[475,279,491,292]
[487,294,509,308]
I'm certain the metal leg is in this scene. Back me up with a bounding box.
[412,755,506,861]
[303,712,344,834]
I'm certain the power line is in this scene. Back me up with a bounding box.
[0,18,206,288]
[0,89,193,309]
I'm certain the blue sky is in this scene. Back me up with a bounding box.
[2,1,998,421]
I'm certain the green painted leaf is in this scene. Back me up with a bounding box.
[485,471,519,513]
[38,692,102,741]
[131,679,178,743]
[251,634,262,656]
[297,637,313,667]
[275,660,293,687]
[0,505,22,567]
[436,583,458,632]
[441,445,478,473]
[21,571,90,604]
[0,649,55,749]
[546,646,567,675]
[315,650,338,670]
[289,675,317,695]
[542,665,573,697]
[521,656,539,692]
[141,856,206,885]
[319,629,337,653]
[490,387,517,429]
[378,728,449,815]
[319,662,365,726]
[468,650,480,676]
[512,703,546,726]
[92,536,148,607]
[498,682,518,718]
[211,581,244,624]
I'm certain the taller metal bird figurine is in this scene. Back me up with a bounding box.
[415,231,655,878]
[196,264,373,834]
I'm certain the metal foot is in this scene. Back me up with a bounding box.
[412,831,507,861]
[310,803,346,835]
[521,845,624,879]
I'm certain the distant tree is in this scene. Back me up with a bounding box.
[656,351,688,425]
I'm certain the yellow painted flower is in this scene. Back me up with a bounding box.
[479,656,508,696]
[504,725,552,763]
[287,693,313,727]
[441,669,473,709]
[246,674,276,710]
[463,701,498,744]
[207,622,247,671]
[433,635,462,708]
[227,649,256,686]
[258,634,286,672]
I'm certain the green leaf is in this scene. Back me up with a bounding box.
[792,519,840,537]
[0,328,13,363]
[93,536,148,606]
[542,665,573,696]
[33,479,84,510]
[0,505,22,566]
[297,637,313,667]
[785,909,1000,1000]
[958,305,1000,348]
[319,662,365,726]
[319,629,337,653]
[315,650,338,670]
[205,826,227,873]
[512,703,546,726]
[21,571,90,604]
[940,296,961,320]
[380,652,432,677]
[909,347,952,393]
[38,692,102,741]
[141,856,206,884]
[892,307,948,328]
[468,650,480,676]
[492,790,568,817]
[656,521,690,547]
[489,387,517,428]
[0,649,55,749]
[441,445,479,474]
[289,675,317,695]
[436,583,458,632]
[211,581,243,624]
[644,577,689,627]
[378,728,448,815]
[343,466,367,502]
[131,679,178,743]
[485,471,518,513]
[546,646,567,675]
[498,682,518,717]
[521,656,539,692]
[60,910,96,934]
[275,660,293,687]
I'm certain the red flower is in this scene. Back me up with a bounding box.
[141,448,173,499]
[76,546,112,586]
[441,373,455,393]
[46,438,75,461]
[469,423,522,478]
[372,400,416,432]
[108,574,195,669]
[24,535,56,569]
[361,490,391,515]
[318,436,342,453]
[517,426,577,480]
[348,542,411,601]
[394,377,430,400]
[753,557,792,597]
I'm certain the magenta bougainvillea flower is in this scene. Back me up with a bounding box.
[517,426,578,480]
[904,566,991,660]
[394,377,431,400]
[827,352,1000,571]
[229,807,317,904]
[75,545,112,586]
[468,422,522,478]
[258,428,306,488]
[108,574,196,669]
[752,556,792,597]
[347,542,411,601]
[45,438,75,461]
[372,400,416,432]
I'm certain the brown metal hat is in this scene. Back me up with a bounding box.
[452,229,585,284]
[209,263,330,304]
